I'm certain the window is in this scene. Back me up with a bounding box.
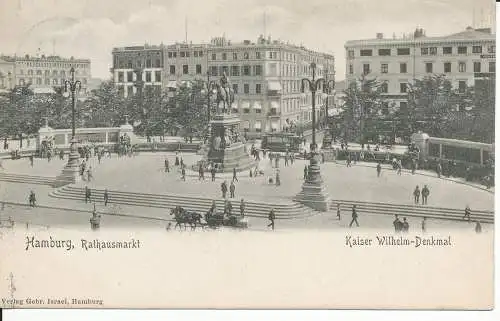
[489,61,495,73]
[400,63,407,73]
[210,66,218,76]
[444,62,451,73]
[421,48,429,55]
[232,84,238,94]
[399,101,408,110]
[222,66,229,75]
[255,65,262,76]
[231,66,240,76]
[381,63,388,73]
[380,82,388,93]
[443,47,452,54]
[127,71,134,82]
[243,65,250,76]
[256,84,261,94]
[474,62,481,73]
[487,45,495,53]
[146,59,151,68]
[349,64,353,74]
[169,65,175,75]
[472,46,482,54]
[244,84,249,94]
[244,52,249,59]
[180,51,185,57]
[36,78,42,85]
[155,59,161,68]
[44,78,50,85]
[222,53,227,60]
[233,53,237,60]
[458,81,466,93]
[457,46,467,54]
[183,65,188,74]
[429,47,437,55]
[145,71,151,82]
[155,71,161,82]
[360,49,372,56]
[397,48,410,55]
[348,50,355,58]
[458,62,466,72]
[168,52,173,58]
[400,83,407,93]
[199,51,203,57]
[256,52,261,59]
[194,51,198,57]
[196,64,202,74]
[212,53,216,60]
[118,72,124,82]
[378,49,391,56]
[363,63,370,75]
[425,62,433,73]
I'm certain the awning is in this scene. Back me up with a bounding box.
[241,101,250,109]
[268,81,282,91]
[253,101,262,109]
[271,121,279,129]
[254,121,261,129]
[33,87,55,94]
[167,81,177,89]
[270,101,279,109]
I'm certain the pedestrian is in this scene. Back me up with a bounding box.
[211,165,216,182]
[464,205,471,222]
[165,159,170,172]
[303,165,308,180]
[230,181,235,198]
[221,181,228,198]
[181,167,186,181]
[87,166,93,182]
[393,215,402,232]
[268,208,276,230]
[475,221,482,234]
[349,205,359,228]
[413,186,420,204]
[104,189,109,206]
[284,151,289,166]
[240,199,245,217]
[175,153,180,166]
[336,203,341,220]
[28,190,36,207]
[376,162,382,177]
[97,152,102,164]
[411,159,416,175]
[90,204,101,231]
[437,162,442,178]
[232,167,238,182]
[421,185,429,205]
[397,159,402,175]
[200,165,205,180]
[275,170,281,186]
[180,157,184,168]
[402,217,409,233]
[85,186,91,203]
[421,217,427,233]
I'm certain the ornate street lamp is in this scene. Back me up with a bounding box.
[294,62,330,211]
[54,67,82,186]
[321,69,335,128]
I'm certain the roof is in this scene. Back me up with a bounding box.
[345,28,495,47]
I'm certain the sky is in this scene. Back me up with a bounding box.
[0,0,496,80]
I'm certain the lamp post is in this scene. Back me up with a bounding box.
[322,69,335,128]
[54,67,81,186]
[294,62,330,211]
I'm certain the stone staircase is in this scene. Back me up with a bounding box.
[0,172,56,186]
[49,186,320,219]
[330,200,494,224]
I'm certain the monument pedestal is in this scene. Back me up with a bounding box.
[53,139,81,187]
[294,153,330,211]
[204,114,255,173]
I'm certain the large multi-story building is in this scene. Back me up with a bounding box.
[111,36,335,137]
[344,26,495,113]
[0,54,91,95]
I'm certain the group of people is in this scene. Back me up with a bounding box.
[413,185,430,205]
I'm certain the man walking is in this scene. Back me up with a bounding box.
[28,190,36,207]
[104,189,109,206]
[376,162,382,178]
[230,181,236,198]
[85,186,91,203]
[29,154,34,167]
[336,203,341,220]
[349,205,359,228]
[221,181,228,198]
[165,158,170,172]
[181,167,186,181]
[232,167,238,182]
[240,199,245,217]
[464,205,472,222]
[421,185,430,205]
[211,165,216,182]
[268,208,276,230]
[303,165,308,180]
[402,217,409,232]
[421,217,427,233]
[436,162,442,178]
[393,215,403,232]
[413,185,420,204]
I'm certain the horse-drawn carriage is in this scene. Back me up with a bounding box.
[170,206,248,230]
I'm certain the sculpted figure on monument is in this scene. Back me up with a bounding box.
[213,135,222,151]
[217,72,234,115]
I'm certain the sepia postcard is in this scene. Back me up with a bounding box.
[0,0,496,309]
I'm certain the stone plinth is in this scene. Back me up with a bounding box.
[53,138,81,187]
[204,114,255,173]
[294,153,330,211]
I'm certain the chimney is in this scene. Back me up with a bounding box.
[376,33,383,39]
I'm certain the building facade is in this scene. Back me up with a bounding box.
[0,57,15,92]
[111,36,335,137]
[1,54,91,95]
[344,27,495,112]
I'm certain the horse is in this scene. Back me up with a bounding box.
[169,206,191,230]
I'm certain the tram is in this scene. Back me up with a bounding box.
[261,132,303,153]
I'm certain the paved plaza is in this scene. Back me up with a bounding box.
[0,151,494,233]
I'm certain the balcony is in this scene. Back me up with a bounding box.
[267,109,281,117]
